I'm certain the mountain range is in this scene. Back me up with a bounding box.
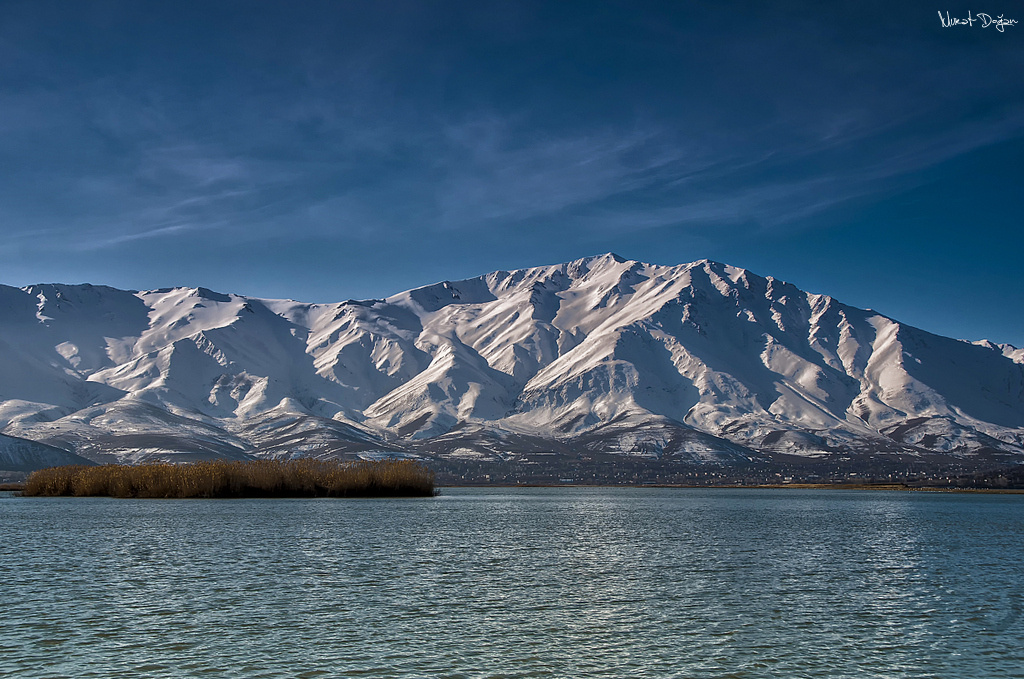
[2,254,1022,479]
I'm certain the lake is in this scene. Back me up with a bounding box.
[1,488,1022,677]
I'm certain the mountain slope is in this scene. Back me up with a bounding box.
[1,255,1021,471]
[0,433,94,472]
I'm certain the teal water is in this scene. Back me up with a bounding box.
[1,488,1022,678]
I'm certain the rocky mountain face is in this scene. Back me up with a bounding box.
[0,433,92,473]
[2,254,1022,476]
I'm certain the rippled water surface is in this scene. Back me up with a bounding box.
[2,488,1023,677]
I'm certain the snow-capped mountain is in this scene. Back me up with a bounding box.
[2,254,1022,473]
[0,433,93,472]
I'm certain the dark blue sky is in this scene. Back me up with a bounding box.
[2,1,1022,344]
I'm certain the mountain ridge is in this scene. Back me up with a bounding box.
[2,254,1022,476]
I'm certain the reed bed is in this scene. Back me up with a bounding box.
[22,459,435,498]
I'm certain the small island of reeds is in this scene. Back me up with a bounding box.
[22,459,435,498]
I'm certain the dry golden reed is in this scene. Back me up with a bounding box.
[23,459,435,498]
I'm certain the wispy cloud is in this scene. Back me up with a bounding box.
[95,222,209,246]
[1,1,1022,260]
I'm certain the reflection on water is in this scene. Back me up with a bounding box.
[1,488,1023,677]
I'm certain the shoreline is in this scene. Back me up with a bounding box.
[442,483,1024,494]
[8,481,1023,495]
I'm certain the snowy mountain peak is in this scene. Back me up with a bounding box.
[1,257,1022,470]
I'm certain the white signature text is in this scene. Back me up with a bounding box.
[938,11,1018,31]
